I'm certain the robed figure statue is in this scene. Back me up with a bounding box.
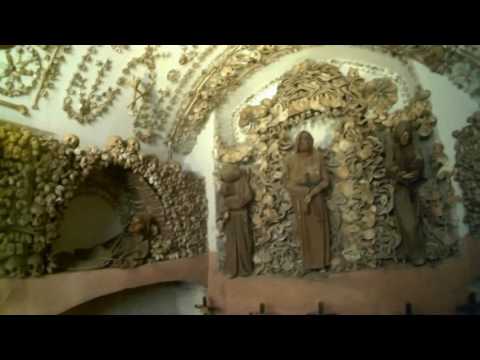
[385,121,426,266]
[219,164,254,278]
[285,131,331,271]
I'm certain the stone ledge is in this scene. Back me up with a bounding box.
[0,254,208,315]
[207,236,480,315]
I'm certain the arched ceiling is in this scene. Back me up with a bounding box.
[1,45,479,157]
[214,46,420,145]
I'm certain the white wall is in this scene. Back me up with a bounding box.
[181,113,217,252]
[413,62,478,238]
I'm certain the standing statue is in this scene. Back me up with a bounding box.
[218,164,254,278]
[385,121,426,266]
[285,131,331,271]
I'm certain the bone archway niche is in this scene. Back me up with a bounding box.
[56,166,132,254]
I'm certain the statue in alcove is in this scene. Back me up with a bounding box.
[385,121,426,266]
[218,164,254,278]
[284,131,331,272]
[108,215,152,269]
[55,215,152,271]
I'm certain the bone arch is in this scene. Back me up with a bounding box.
[0,124,208,278]
[176,45,480,154]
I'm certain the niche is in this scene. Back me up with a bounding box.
[55,166,134,256]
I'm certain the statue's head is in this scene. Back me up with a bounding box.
[219,164,242,183]
[63,134,79,149]
[295,131,314,154]
[395,121,413,146]
[128,215,149,235]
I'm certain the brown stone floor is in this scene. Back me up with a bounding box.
[207,236,480,315]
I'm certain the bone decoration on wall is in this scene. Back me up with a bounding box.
[0,121,207,278]
[215,61,460,277]
[0,45,478,279]
[454,111,480,238]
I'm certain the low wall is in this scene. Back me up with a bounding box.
[207,236,480,315]
[0,254,208,315]
[2,236,479,315]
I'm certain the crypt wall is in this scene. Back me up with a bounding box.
[0,45,479,314]
[207,47,480,314]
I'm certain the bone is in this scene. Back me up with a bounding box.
[32,45,61,110]
[0,99,30,116]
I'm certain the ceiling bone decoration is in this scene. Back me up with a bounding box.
[0,46,42,98]
[110,45,130,54]
[63,46,120,124]
[171,45,301,154]
[0,98,29,116]
[32,45,72,110]
[168,45,480,155]
[1,45,478,156]
[117,45,171,144]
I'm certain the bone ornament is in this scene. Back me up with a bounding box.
[216,60,459,277]
[0,99,30,116]
[0,122,208,278]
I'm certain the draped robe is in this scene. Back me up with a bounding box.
[285,150,331,270]
[220,171,254,277]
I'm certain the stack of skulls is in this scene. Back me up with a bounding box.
[453,112,480,237]
[0,123,208,278]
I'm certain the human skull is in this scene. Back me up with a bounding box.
[55,185,65,196]
[126,138,140,153]
[63,134,80,149]
[239,106,260,128]
[106,136,124,150]
[27,254,45,277]
[87,145,100,156]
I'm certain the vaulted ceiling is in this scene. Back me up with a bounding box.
[1,45,479,158]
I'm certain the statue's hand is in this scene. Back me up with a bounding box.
[319,182,328,193]
[305,194,313,206]
[224,211,230,222]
